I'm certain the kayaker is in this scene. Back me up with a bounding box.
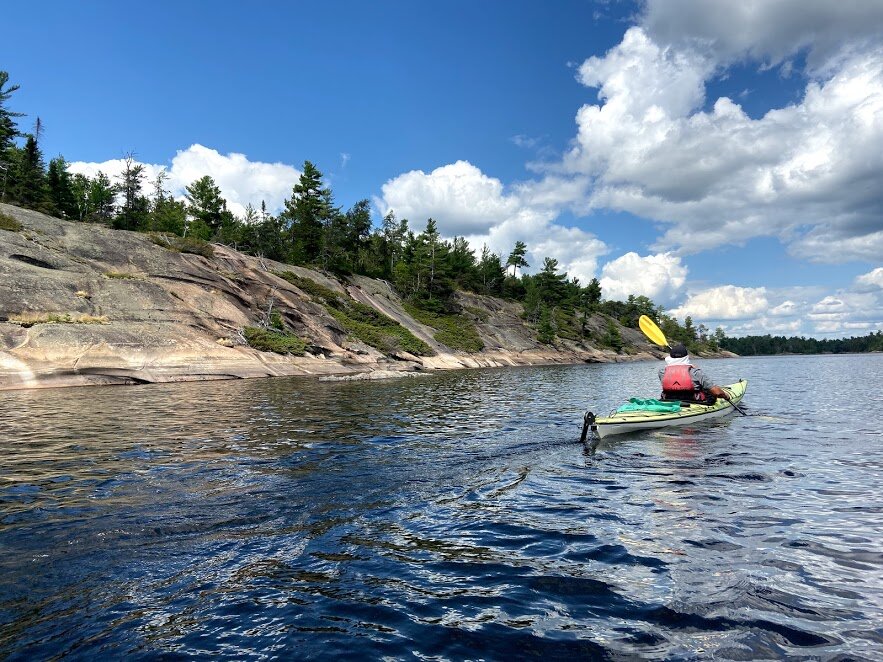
[658,342,732,404]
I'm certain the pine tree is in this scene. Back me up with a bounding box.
[477,245,505,295]
[148,171,185,234]
[380,210,408,277]
[448,236,477,290]
[535,257,567,306]
[114,154,149,231]
[13,134,48,209]
[417,218,452,307]
[506,240,529,277]
[185,175,232,238]
[280,161,333,264]
[538,305,555,344]
[0,71,22,153]
[0,71,24,202]
[89,172,118,223]
[46,156,78,219]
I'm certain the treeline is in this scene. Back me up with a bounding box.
[0,68,712,350]
[721,331,883,356]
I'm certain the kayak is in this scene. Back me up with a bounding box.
[581,380,748,441]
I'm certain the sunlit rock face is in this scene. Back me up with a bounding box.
[0,203,664,391]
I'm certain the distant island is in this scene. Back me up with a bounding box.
[721,332,883,356]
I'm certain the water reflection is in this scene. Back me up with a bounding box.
[1,356,882,659]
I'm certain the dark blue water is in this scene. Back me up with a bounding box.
[1,355,881,659]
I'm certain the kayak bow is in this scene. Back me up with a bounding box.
[581,380,747,441]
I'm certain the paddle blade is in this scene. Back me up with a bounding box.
[639,315,669,347]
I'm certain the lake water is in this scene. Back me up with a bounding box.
[1,354,881,659]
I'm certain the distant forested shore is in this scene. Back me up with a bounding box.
[721,331,883,356]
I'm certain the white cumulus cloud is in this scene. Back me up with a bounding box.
[642,0,883,70]
[669,285,769,320]
[563,29,883,260]
[598,252,687,305]
[378,161,521,237]
[378,160,608,284]
[518,0,883,262]
[854,266,883,291]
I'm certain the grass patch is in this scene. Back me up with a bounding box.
[0,211,23,232]
[243,327,307,355]
[148,232,214,258]
[104,271,141,280]
[404,304,484,353]
[10,313,109,327]
[275,271,434,356]
[463,305,490,322]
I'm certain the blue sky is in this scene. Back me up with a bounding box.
[2,0,882,337]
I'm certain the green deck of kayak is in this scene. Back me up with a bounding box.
[600,380,746,424]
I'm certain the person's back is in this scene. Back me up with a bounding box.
[657,342,722,403]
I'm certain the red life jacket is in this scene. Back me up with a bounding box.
[661,364,708,402]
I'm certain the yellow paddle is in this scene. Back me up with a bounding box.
[639,315,669,348]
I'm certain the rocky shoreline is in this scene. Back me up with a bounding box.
[1,203,690,391]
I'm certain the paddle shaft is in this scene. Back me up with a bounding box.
[722,387,748,415]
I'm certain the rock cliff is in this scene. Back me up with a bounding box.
[0,203,664,390]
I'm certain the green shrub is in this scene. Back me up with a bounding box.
[538,306,555,344]
[148,232,214,258]
[104,271,141,280]
[404,304,484,352]
[599,319,624,352]
[553,308,581,341]
[276,271,434,356]
[243,327,307,355]
[275,271,343,304]
[269,311,285,330]
[0,211,23,232]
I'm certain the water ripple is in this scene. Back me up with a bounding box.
[1,356,882,659]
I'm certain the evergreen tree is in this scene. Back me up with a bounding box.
[477,245,505,295]
[148,171,185,234]
[46,156,78,219]
[13,134,48,209]
[416,218,452,307]
[602,318,624,352]
[580,278,602,335]
[0,71,24,202]
[448,236,477,290]
[0,71,22,154]
[238,201,286,261]
[328,198,372,272]
[380,210,408,277]
[537,305,555,344]
[506,240,529,277]
[583,278,602,310]
[114,154,149,231]
[280,161,333,264]
[88,172,118,223]
[535,257,567,306]
[522,279,541,324]
[185,175,233,238]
